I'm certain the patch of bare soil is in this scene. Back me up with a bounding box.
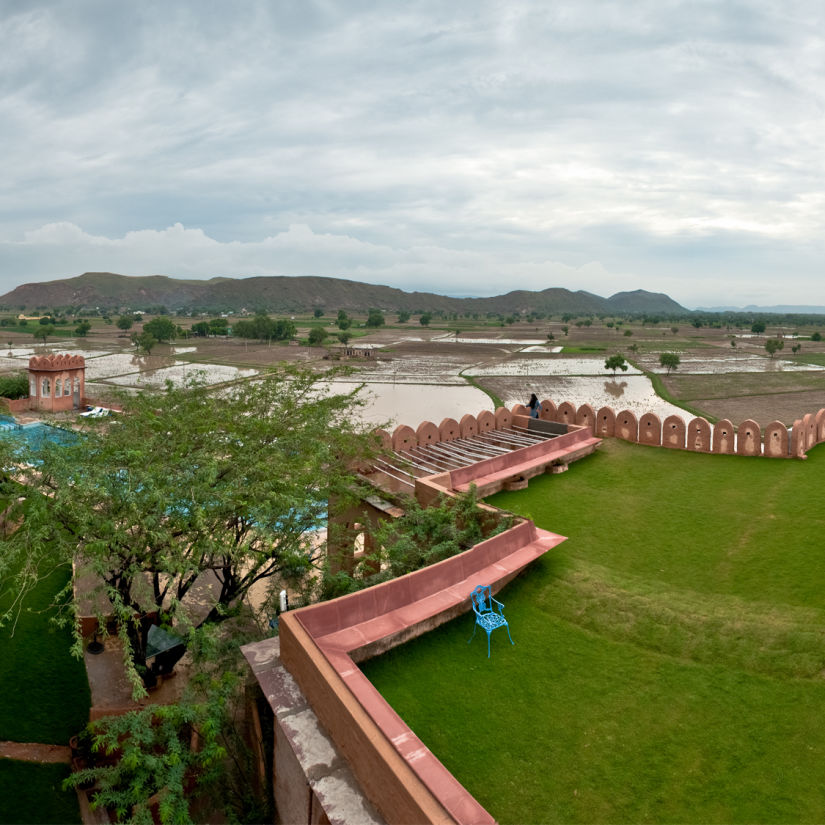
[664,372,825,401]
[692,392,825,427]
[0,742,70,764]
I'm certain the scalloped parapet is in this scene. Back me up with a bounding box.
[28,353,85,371]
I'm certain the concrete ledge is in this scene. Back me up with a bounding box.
[274,520,565,824]
[241,638,385,825]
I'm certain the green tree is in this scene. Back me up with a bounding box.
[397,310,410,323]
[116,315,134,332]
[65,672,232,824]
[561,325,569,336]
[308,325,327,346]
[337,331,352,345]
[812,332,822,342]
[365,309,385,328]
[420,313,432,326]
[0,369,375,693]
[659,352,681,375]
[142,316,177,343]
[208,318,229,336]
[0,373,29,399]
[313,307,324,318]
[337,317,351,331]
[132,331,157,354]
[231,315,295,342]
[33,324,54,344]
[74,320,91,337]
[751,321,766,334]
[604,354,628,377]
[190,321,210,337]
[765,338,784,358]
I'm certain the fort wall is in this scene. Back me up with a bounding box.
[384,402,825,460]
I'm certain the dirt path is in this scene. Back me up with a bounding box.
[0,740,71,763]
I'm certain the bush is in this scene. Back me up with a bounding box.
[319,488,512,600]
[0,374,29,399]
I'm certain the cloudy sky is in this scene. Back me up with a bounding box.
[1,1,824,308]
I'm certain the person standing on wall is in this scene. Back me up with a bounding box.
[527,393,540,419]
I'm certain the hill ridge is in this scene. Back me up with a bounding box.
[0,272,687,316]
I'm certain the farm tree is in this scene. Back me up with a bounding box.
[0,368,378,696]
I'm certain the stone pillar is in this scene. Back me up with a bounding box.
[712,419,735,454]
[687,417,712,452]
[763,421,789,458]
[615,410,638,442]
[557,401,576,427]
[575,404,595,434]
[661,415,686,449]
[736,419,761,456]
[638,413,662,446]
[595,406,616,437]
[539,400,557,422]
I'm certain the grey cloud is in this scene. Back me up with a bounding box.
[1,0,825,306]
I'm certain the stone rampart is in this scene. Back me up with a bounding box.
[514,400,825,459]
[386,402,825,460]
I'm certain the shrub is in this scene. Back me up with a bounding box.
[0,374,29,399]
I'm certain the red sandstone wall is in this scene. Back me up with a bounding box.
[387,402,825,460]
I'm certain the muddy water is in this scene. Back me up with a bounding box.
[466,357,643,377]
[496,376,689,421]
[634,354,822,374]
[330,380,493,428]
[106,363,257,387]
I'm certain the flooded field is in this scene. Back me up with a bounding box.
[106,363,257,388]
[330,380,493,428]
[491,376,689,420]
[465,357,643,377]
[635,353,823,374]
[431,335,548,345]
[5,317,825,428]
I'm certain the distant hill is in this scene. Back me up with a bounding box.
[697,304,825,315]
[0,272,689,317]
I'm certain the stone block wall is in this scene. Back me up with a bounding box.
[382,401,825,461]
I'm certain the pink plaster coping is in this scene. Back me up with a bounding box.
[450,423,599,495]
[286,519,566,824]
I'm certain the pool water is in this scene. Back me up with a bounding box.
[0,421,79,451]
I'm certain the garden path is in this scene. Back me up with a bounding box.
[0,740,70,763]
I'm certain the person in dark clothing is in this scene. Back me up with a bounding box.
[527,393,540,418]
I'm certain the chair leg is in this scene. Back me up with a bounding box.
[506,625,514,646]
[486,631,491,658]
[468,621,477,645]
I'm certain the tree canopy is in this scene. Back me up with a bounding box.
[142,316,177,342]
[604,354,627,377]
[0,368,377,695]
[659,352,681,375]
[231,314,295,342]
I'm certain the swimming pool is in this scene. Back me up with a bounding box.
[0,420,79,451]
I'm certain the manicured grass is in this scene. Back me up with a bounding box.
[362,440,825,823]
[0,759,81,824]
[0,563,90,743]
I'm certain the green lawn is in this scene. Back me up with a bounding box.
[362,440,825,823]
[0,760,81,824]
[0,563,90,743]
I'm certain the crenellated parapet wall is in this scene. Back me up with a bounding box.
[381,400,825,460]
[526,400,821,459]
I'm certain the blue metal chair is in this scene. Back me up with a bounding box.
[468,584,513,657]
